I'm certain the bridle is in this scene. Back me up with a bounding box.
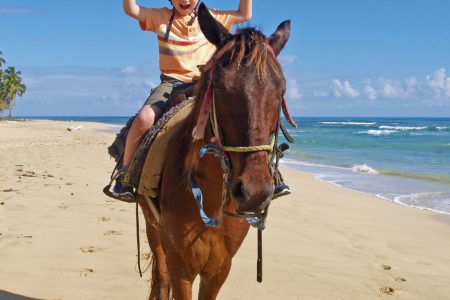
[189,39,286,230]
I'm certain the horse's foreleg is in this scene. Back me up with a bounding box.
[138,196,170,300]
[170,277,194,300]
[147,236,171,300]
[198,255,232,300]
[163,248,196,300]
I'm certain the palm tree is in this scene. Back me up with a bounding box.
[0,51,5,68]
[2,66,26,118]
[0,51,6,116]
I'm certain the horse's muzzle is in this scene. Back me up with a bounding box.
[229,176,273,213]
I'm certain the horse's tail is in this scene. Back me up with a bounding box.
[149,255,173,300]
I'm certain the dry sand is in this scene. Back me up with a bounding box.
[1,120,450,300]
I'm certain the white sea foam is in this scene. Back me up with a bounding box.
[281,158,450,215]
[437,126,448,131]
[280,158,348,170]
[394,192,450,215]
[360,130,397,136]
[352,164,379,174]
[320,122,376,126]
[379,125,427,131]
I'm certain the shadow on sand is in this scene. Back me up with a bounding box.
[0,290,43,300]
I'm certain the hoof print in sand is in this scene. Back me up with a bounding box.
[379,285,395,295]
[80,246,103,253]
[395,277,407,282]
[103,230,122,236]
[19,170,38,177]
[17,234,33,239]
[80,268,94,277]
[382,264,391,270]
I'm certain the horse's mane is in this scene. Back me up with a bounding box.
[168,27,283,188]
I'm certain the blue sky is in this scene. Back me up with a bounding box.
[1,0,449,117]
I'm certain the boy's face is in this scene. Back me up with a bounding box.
[171,0,199,16]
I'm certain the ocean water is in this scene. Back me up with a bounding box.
[280,117,450,215]
[17,116,130,126]
[18,116,450,214]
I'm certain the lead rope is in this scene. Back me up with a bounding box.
[257,101,282,283]
[136,200,143,277]
[257,228,263,282]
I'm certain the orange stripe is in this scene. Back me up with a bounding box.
[157,36,197,46]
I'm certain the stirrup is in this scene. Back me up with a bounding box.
[103,167,136,203]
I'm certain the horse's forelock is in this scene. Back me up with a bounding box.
[228,28,282,81]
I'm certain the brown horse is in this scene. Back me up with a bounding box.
[137,3,291,299]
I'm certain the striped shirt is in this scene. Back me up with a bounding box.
[139,7,236,82]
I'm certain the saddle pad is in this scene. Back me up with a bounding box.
[125,98,194,188]
[137,99,195,198]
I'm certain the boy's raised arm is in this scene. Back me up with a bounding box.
[122,0,145,22]
[234,0,252,24]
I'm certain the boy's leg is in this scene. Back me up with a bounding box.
[112,76,181,200]
[123,76,180,167]
[123,104,163,167]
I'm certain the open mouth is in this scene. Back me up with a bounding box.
[179,4,191,10]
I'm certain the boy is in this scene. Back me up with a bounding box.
[114,0,253,200]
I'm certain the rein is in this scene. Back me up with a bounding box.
[188,38,295,283]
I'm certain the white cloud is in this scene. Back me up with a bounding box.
[364,84,377,100]
[330,79,359,98]
[120,66,139,75]
[286,79,302,100]
[16,66,158,116]
[425,68,450,99]
[379,78,403,98]
[361,68,450,102]
[313,90,328,97]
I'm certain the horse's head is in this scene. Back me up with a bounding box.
[197,4,290,213]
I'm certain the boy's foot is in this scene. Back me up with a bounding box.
[273,182,291,199]
[112,175,135,203]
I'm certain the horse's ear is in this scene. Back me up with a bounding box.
[198,3,231,47]
[268,20,291,56]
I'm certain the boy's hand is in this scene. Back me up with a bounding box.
[123,0,145,22]
[235,0,252,24]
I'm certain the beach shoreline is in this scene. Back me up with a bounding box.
[1,120,450,299]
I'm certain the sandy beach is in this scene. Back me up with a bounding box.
[1,120,450,300]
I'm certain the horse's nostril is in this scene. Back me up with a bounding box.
[231,179,245,202]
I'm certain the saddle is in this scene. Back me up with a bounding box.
[105,82,196,201]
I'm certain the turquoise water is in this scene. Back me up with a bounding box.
[17,116,130,126]
[18,116,450,214]
[280,117,450,214]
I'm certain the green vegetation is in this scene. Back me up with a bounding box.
[0,51,27,119]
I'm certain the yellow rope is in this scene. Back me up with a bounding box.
[223,136,275,153]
